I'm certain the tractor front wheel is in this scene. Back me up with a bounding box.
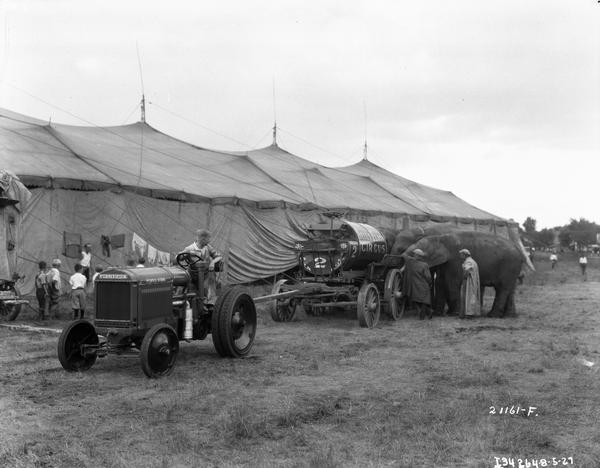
[140,324,179,378]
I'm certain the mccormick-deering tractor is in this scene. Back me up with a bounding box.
[57,252,257,378]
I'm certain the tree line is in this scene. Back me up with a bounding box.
[521,217,599,248]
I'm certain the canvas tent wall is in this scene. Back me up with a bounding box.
[0,171,31,280]
[0,108,519,294]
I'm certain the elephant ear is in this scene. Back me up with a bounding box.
[425,243,451,267]
[406,236,450,268]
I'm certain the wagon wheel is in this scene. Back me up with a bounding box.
[269,279,296,322]
[212,286,257,358]
[0,284,22,321]
[357,282,380,328]
[57,319,99,372]
[277,298,299,322]
[140,323,179,378]
[383,269,404,320]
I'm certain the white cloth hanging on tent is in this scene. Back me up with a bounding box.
[132,232,147,258]
[157,250,171,266]
[147,244,158,264]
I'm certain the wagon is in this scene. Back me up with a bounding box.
[0,274,28,321]
[254,217,405,328]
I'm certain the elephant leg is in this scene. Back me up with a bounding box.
[433,275,447,315]
[489,287,510,318]
[447,292,461,316]
[487,287,499,317]
[480,285,485,312]
[442,273,461,316]
[503,282,518,317]
[504,290,516,316]
[433,291,446,315]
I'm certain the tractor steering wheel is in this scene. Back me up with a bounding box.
[176,252,204,269]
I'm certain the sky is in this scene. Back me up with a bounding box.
[1,0,598,230]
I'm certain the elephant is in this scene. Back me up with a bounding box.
[400,231,530,317]
[386,224,470,256]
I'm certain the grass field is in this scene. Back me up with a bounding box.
[1,251,599,467]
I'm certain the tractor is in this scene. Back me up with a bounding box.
[57,252,257,378]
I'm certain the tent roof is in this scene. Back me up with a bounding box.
[0,107,503,221]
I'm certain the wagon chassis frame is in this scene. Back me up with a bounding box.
[257,257,405,328]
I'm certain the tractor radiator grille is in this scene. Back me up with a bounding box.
[95,282,131,321]
[94,319,132,328]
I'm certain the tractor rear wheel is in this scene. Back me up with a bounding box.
[357,282,380,328]
[211,286,237,356]
[212,286,257,357]
[140,324,179,378]
[57,319,99,372]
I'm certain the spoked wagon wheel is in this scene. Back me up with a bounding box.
[269,279,296,322]
[0,284,22,321]
[140,324,179,378]
[357,282,380,328]
[57,319,99,372]
[383,269,404,320]
[212,286,257,358]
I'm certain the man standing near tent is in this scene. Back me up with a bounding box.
[182,229,222,304]
[80,244,92,282]
[459,249,481,319]
[402,248,432,320]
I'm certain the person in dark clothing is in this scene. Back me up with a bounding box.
[34,261,49,320]
[48,258,62,318]
[402,248,433,320]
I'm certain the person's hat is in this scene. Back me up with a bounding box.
[459,249,471,256]
[412,248,425,257]
[52,258,62,266]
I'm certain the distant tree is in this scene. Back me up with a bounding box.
[559,218,599,249]
[523,217,537,234]
[558,229,571,248]
[537,228,555,247]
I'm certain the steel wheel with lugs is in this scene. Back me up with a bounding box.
[212,286,257,357]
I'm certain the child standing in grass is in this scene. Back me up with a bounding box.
[69,263,87,320]
[579,253,588,281]
[34,261,49,320]
[550,252,558,269]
